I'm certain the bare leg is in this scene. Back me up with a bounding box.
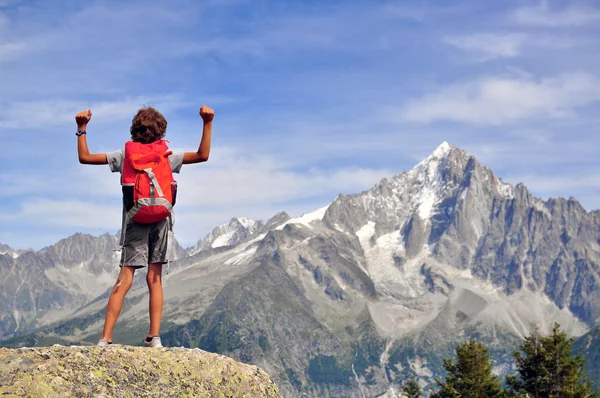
[100,266,136,342]
[147,263,163,336]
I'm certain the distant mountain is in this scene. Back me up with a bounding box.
[2,142,599,398]
[0,232,188,341]
[0,233,120,339]
[0,242,31,259]
[188,217,265,255]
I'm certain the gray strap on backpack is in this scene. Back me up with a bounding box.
[144,168,164,197]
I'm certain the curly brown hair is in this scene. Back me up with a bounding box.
[130,106,167,144]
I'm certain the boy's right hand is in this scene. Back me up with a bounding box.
[75,109,92,128]
[199,105,214,123]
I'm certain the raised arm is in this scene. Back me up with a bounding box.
[183,105,214,164]
[76,109,108,165]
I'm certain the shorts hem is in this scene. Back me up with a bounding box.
[120,264,147,269]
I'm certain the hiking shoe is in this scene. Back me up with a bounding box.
[144,336,163,348]
[97,339,112,347]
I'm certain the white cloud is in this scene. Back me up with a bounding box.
[1,145,392,248]
[513,4,600,27]
[444,32,594,61]
[395,73,600,125]
[173,148,390,207]
[444,33,524,60]
[0,166,121,198]
[0,95,185,129]
[0,199,121,229]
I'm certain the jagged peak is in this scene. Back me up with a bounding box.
[189,216,264,255]
[415,141,469,170]
[269,211,290,220]
[0,242,23,259]
[229,216,257,229]
[432,141,452,158]
[37,232,118,254]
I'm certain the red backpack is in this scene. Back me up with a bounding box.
[121,140,177,224]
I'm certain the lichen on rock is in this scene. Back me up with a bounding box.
[0,344,282,397]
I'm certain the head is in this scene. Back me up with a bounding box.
[130,106,167,144]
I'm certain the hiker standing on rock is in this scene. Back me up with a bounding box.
[75,105,214,347]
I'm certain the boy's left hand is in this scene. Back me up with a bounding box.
[199,105,214,123]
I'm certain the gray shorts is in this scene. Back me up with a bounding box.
[120,219,173,267]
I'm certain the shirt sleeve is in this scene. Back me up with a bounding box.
[106,149,124,173]
[169,152,184,174]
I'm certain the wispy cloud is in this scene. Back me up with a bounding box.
[0,95,185,129]
[0,199,121,229]
[1,144,391,248]
[512,3,600,27]
[394,73,600,125]
[444,33,524,60]
[174,148,391,207]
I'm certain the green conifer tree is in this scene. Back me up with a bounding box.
[506,323,598,398]
[400,378,421,398]
[431,340,505,398]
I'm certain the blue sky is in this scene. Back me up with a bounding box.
[1,0,599,250]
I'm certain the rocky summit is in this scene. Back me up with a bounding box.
[0,345,282,397]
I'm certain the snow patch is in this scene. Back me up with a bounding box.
[533,199,551,218]
[224,246,258,266]
[356,221,376,241]
[235,217,256,229]
[497,178,515,199]
[277,204,330,230]
[0,250,19,259]
[357,225,426,298]
[212,230,236,248]
[432,141,452,158]
[417,187,436,219]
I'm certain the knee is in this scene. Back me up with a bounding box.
[146,273,162,288]
[115,277,133,291]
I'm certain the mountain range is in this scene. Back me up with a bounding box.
[2,142,599,397]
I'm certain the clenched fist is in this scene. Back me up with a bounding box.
[76,109,92,127]
[199,105,214,123]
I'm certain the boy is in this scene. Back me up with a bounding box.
[75,105,214,347]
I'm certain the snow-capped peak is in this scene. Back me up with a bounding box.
[432,141,452,158]
[413,142,455,174]
[232,217,256,229]
[401,143,459,219]
[276,204,331,230]
[188,217,264,255]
